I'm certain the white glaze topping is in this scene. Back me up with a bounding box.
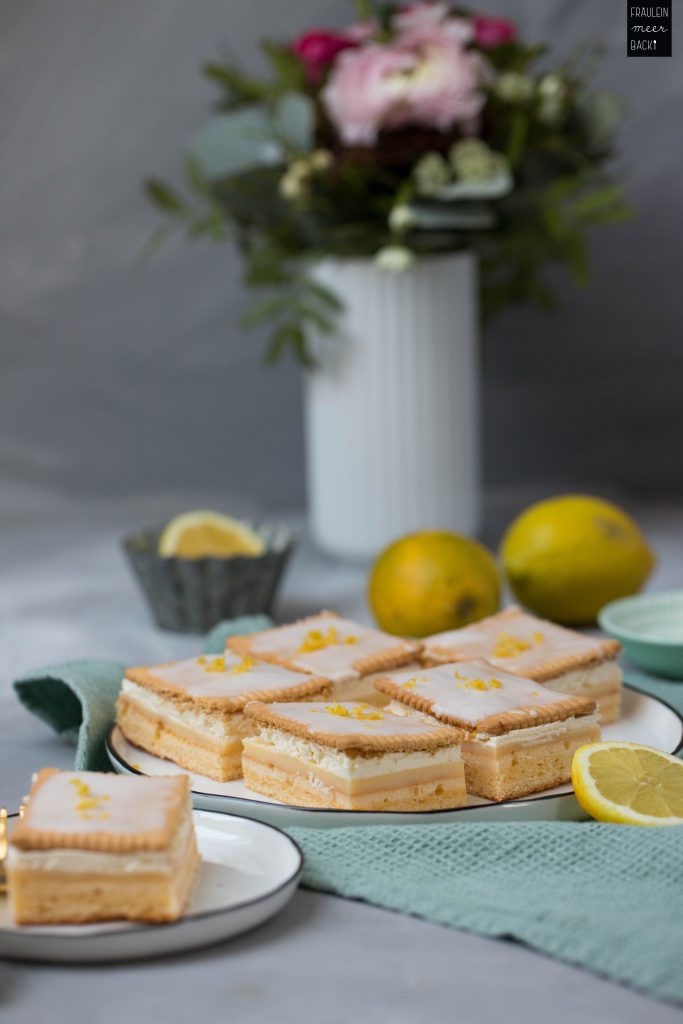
[248,614,418,682]
[383,661,580,728]
[21,772,182,837]
[129,653,316,700]
[251,701,446,739]
[426,608,613,674]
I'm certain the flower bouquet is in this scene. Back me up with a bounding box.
[147,1,630,557]
[147,0,629,365]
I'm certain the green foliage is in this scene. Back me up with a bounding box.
[144,3,631,364]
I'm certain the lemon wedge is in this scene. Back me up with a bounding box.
[571,741,683,827]
[158,511,265,559]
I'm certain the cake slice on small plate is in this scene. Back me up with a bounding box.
[228,610,422,704]
[8,769,199,925]
[423,606,622,723]
[242,700,466,811]
[117,654,330,781]
[374,661,600,802]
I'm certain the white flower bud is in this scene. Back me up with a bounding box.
[388,205,416,232]
[495,71,534,103]
[414,152,451,196]
[375,245,415,273]
[309,149,333,172]
[279,160,310,200]
[538,73,565,100]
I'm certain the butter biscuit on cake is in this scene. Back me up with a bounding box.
[423,607,622,723]
[117,653,330,781]
[229,611,422,705]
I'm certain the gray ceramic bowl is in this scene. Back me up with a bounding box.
[122,520,294,633]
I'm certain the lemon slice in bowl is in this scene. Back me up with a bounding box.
[158,511,266,559]
[571,742,683,826]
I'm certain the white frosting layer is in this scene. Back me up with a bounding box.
[122,679,240,738]
[248,614,419,682]
[252,701,451,742]
[257,727,459,777]
[426,608,616,675]
[475,712,600,748]
[21,772,183,838]
[9,815,194,875]
[131,653,314,700]
[544,662,622,692]
[383,661,584,728]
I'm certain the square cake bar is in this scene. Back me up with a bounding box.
[8,769,199,924]
[117,653,330,781]
[229,610,422,704]
[424,607,622,724]
[374,661,600,802]
[242,700,466,811]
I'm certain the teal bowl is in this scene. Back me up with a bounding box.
[599,591,683,679]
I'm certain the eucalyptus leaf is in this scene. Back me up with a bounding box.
[436,169,514,202]
[411,202,496,230]
[189,110,282,179]
[272,93,314,153]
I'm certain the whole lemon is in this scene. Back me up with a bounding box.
[368,530,500,638]
[501,494,655,625]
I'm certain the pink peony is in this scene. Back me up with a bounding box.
[323,30,490,146]
[292,30,360,83]
[472,14,517,48]
[392,2,451,35]
[323,44,416,145]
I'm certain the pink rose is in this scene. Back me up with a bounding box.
[472,14,517,48]
[323,31,490,146]
[292,30,360,83]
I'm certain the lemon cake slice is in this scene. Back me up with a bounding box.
[229,610,422,705]
[8,769,199,925]
[423,607,622,724]
[375,661,600,802]
[117,653,330,781]
[242,700,466,811]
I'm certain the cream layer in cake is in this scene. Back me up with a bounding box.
[116,653,330,781]
[8,770,199,924]
[228,611,422,701]
[424,607,622,724]
[374,661,600,803]
[242,700,466,811]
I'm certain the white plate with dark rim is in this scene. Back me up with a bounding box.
[0,811,302,963]
[107,685,683,828]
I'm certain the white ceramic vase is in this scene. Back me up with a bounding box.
[304,252,480,561]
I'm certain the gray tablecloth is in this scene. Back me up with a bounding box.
[2,492,682,1023]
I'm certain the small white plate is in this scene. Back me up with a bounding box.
[0,811,302,963]
[107,686,683,828]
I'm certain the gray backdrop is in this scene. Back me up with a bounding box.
[1,0,682,519]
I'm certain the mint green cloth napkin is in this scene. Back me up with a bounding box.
[12,614,272,771]
[13,638,683,1003]
[287,819,683,1005]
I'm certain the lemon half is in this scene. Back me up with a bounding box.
[571,741,683,827]
[158,511,265,559]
